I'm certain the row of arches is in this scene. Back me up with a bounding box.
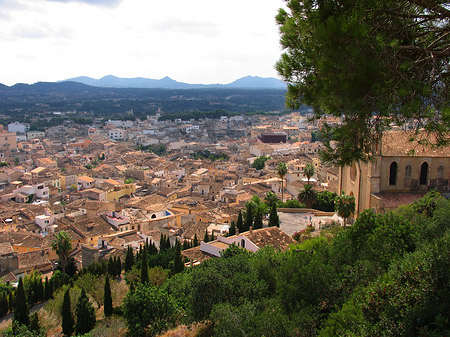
[389,162,431,186]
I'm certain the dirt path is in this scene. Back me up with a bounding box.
[0,302,46,331]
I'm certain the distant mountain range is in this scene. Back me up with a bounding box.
[63,75,286,89]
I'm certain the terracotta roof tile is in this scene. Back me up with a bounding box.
[382,131,450,157]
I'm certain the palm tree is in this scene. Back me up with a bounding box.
[277,162,288,204]
[51,231,72,275]
[298,184,318,209]
[335,191,356,226]
[264,191,279,208]
[303,163,315,184]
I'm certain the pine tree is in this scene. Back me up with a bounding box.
[13,278,29,326]
[75,288,96,335]
[140,249,149,284]
[0,292,8,317]
[29,312,40,333]
[269,202,280,227]
[124,246,134,272]
[61,288,74,337]
[173,242,184,275]
[103,276,113,317]
[236,210,244,233]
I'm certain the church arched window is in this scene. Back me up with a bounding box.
[420,162,429,185]
[389,162,397,186]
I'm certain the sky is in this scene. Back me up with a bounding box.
[0,0,286,86]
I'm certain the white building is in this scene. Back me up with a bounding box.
[13,183,49,199]
[109,129,127,140]
[106,120,134,128]
[27,131,46,141]
[35,209,57,236]
[8,122,30,134]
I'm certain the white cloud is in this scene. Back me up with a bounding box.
[13,24,73,39]
[45,0,122,7]
[153,19,220,38]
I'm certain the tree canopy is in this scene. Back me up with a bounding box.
[276,0,450,165]
[51,231,72,275]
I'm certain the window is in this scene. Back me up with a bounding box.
[389,162,397,185]
[420,162,429,185]
[405,165,412,177]
[241,239,245,248]
[350,163,357,182]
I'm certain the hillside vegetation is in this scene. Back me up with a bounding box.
[3,192,450,336]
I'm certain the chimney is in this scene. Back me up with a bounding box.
[249,226,253,233]
[235,228,239,235]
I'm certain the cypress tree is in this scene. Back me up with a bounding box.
[150,240,158,255]
[203,229,210,243]
[244,205,253,232]
[140,249,149,284]
[0,292,8,317]
[61,288,74,337]
[173,243,184,275]
[193,234,199,247]
[269,202,280,227]
[229,221,236,236]
[108,256,115,277]
[116,257,122,277]
[13,278,29,326]
[29,312,40,333]
[159,234,166,252]
[28,277,37,306]
[101,260,108,274]
[103,276,113,317]
[124,246,134,272]
[253,208,263,229]
[8,291,13,312]
[236,210,244,233]
[75,288,96,335]
[36,278,44,302]
[44,276,52,300]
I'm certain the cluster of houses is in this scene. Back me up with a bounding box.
[0,110,446,282]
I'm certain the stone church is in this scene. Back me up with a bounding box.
[340,131,450,215]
